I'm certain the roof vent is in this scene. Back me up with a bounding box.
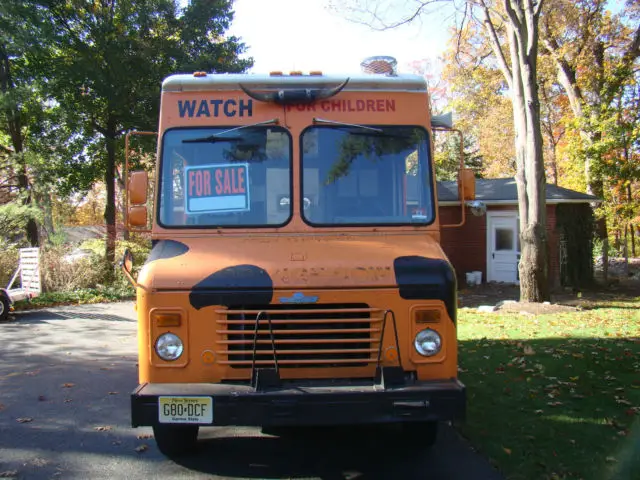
[360,56,397,76]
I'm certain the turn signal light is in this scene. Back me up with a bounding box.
[154,312,182,327]
[414,310,440,323]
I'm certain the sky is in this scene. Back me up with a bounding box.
[225,0,456,75]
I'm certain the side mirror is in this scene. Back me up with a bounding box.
[129,170,148,205]
[128,205,148,227]
[120,248,137,287]
[121,249,134,272]
[468,200,487,217]
[458,168,476,201]
[127,170,149,229]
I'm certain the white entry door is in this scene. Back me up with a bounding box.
[487,212,520,283]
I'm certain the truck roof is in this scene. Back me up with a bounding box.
[162,72,428,93]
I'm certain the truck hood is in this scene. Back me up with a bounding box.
[137,234,456,313]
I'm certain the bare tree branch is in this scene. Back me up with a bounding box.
[533,0,544,18]
[480,0,513,88]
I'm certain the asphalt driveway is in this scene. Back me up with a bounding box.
[0,302,504,479]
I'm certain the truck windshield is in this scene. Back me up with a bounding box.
[301,126,434,226]
[158,127,292,227]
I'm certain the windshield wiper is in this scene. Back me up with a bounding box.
[182,135,244,144]
[312,117,410,138]
[181,118,280,144]
[312,117,383,133]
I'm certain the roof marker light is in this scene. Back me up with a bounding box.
[193,71,207,77]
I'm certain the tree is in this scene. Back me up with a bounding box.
[439,23,516,178]
[0,1,46,246]
[336,0,550,302]
[540,0,640,277]
[35,0,252,265]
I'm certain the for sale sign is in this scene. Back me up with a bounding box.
[184,163,249,214]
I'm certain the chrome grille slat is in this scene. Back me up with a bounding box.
[216,303,381,369]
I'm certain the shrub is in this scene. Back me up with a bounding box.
[40,245,109,292]
[0,243,20,288]
[78,236,152,292]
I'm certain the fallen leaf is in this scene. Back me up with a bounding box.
[606,456,616,463]
[136,433,153,439]
[0,471,19,478]
[523,345,535,356]
[111,440,122,446]
[38,395,46,402]
[64,399,73,403]
[93,426,112,432]
[135,444,149,453]
[0,404,5,411]
[503,447,512,455]
[616,399,632,406]
[62,383,75,388]
[108,392,119,395]
[16,417,33,423]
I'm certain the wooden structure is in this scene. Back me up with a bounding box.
[0,247,41,321]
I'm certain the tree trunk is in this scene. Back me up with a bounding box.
[627,168,635,258]
[34,189,55,244]
[479,0,549,301]
[506,3,549,302]
[623,224,629,277]
[104,120,117,268]
[117,175,129,241]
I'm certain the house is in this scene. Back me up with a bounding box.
[437,178,600,287]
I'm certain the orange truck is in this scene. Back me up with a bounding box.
[121,56,477,456]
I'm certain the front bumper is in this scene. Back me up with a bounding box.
[131,377,465,428]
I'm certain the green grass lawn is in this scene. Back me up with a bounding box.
[456,299,640,480]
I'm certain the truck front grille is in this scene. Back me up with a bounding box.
[214,304,384,368]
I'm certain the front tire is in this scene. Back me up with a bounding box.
[152,424,199,457]
[400,421,439,449]
[0,293,10,322]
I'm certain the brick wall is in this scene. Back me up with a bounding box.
[438,204,560,287]
[439,205,487,283]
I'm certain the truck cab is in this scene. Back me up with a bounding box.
[123,58,474,457]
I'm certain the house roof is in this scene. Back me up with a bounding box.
[437,178,600,205]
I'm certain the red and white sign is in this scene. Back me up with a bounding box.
[184,163,249,214]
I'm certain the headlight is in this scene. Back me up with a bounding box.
[414,329,442,357]
[155,333,184,361]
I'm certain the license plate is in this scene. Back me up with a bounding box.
[158,396,213,424]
